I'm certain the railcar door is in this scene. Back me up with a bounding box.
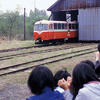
[53,23,58,40]
[48,23,54,40]
[67,23,71,38]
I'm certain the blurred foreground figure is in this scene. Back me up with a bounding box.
[26,65,64,100]
[95,43,100,78]
[71,62,100,100]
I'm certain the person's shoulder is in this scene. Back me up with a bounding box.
[75,85,90,100]
[78,83,96,95]
[63,90,73,100]
[53,90,64,99]
[26,96,37,100]
[54,90,63,96]
[78,85,89,94]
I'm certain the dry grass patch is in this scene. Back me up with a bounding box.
[0,40,35,50]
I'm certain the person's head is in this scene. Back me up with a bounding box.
[98,43,100,52]
[54,69,71,87]
[71,62,99,100]
[28,65,54,95]
[81,60,95,70]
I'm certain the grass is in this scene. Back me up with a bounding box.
[0,40,98,86]
[0,40,35,50]
[0,44,96,67]
[0,49,96,85]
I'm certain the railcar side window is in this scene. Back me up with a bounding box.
[72,24,75,29]
[71,24,78,29]
[64,24,67,29]
[49,24,53,29]
[76,24,78,29]
[54,23,57,29]
[62,24,64,29]
[69,24,72,29]
[58,23,62,29]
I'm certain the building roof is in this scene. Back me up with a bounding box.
[48,0,100,11]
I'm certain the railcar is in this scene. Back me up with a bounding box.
[34,20,78,43]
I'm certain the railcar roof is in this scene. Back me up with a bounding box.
[35,20,77,24]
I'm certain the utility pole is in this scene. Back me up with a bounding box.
[34,0,36,16]
[24,8,26,40]
[34,0,36,11]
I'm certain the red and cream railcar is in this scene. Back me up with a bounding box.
[34,20,77,43]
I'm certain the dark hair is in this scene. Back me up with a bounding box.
[54,69,71,87]
[95,64,100,78]
[71,63,99,100]
[81,60,95,70]
[28,65,54,94]
[98,43,100,52]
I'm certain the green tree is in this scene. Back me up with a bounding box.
[0,8,49,40]
[0,11,19,40]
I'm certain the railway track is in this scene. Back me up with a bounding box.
[0,46,81,61]
[0,44,96,61]
[0,43,95,53]
[0,44,52,53]
[0,47,97,77]
[0,43,71,53]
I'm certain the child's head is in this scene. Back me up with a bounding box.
[28,65,54,94]
[54,69,71,87]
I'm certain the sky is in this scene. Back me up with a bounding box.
[0,0,57,15]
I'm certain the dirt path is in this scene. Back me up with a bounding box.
[0,83,32,100]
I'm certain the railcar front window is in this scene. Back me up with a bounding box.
[43,24,48,30]
[34,25,38,31]
[34,24,48,31]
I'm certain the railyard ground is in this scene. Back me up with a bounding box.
[0,40,98,100]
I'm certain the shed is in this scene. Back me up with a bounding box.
[48,0,100,41]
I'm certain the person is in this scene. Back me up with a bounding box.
[55,70,73,100]
[71,62,100,100]
[95,43,100,77]
[26,65,64,100]
[54,69,71,93]
[95,43,100,67]
[95,64,100,78]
